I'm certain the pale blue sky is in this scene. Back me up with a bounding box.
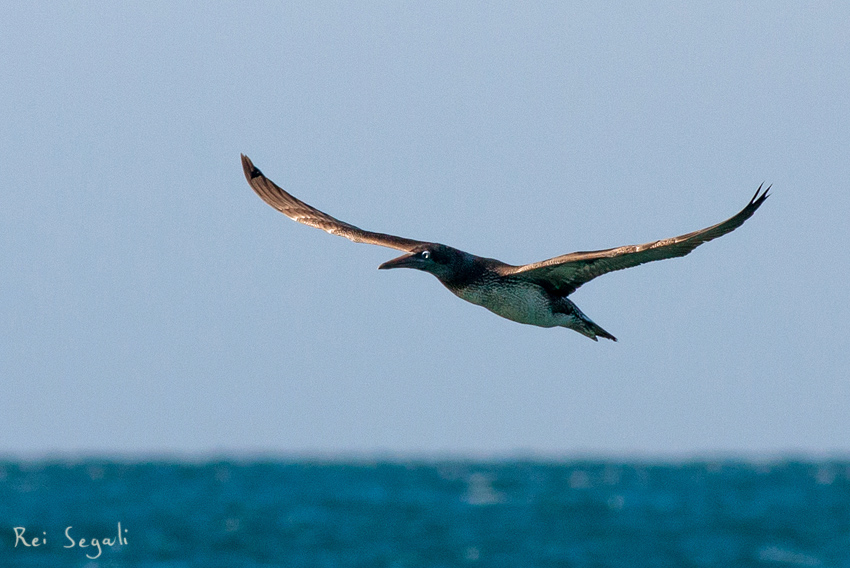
[1,2,848,458]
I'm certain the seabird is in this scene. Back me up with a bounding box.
[242,155,769,341]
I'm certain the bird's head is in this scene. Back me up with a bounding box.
[378,244,467,281]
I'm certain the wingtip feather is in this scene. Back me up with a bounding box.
[240,154,263,182]
[752,182,771,204]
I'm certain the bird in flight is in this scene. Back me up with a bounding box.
[242,155,769,341]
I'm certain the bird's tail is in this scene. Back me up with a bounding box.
[559,298,618,342]
[579,320,618,342]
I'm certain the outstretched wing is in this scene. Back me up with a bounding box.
[242,155,427,252]
[499,186,770,296]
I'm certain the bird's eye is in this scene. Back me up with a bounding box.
[421,250,431,259]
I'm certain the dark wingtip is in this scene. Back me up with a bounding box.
[751,182,771,206]
[240,154,264,181]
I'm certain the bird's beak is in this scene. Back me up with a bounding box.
[378,252,420,270]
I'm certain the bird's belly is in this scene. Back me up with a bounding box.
[456,282,562,327]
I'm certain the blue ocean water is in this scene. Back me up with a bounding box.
[1,460,848,567]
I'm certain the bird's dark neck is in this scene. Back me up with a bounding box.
[437,256,498,294]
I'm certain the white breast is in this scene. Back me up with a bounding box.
[455,279,563,327]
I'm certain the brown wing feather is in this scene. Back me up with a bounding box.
[242,155,426,252]
[499,186,770,296]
